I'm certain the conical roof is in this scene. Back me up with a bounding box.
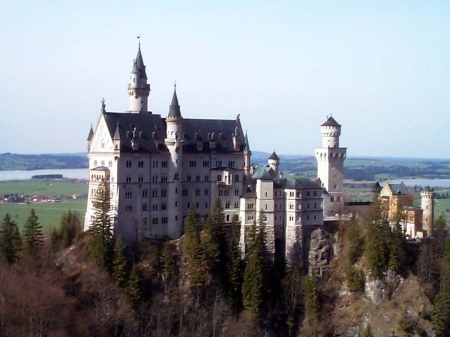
[321,116,340,127]
[168,89,182,118]
[268,151,279,161]
[132,46,147,79]
[87,125,94,141]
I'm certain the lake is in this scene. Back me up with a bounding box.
[0,168,88,181]
[383,179,450,188]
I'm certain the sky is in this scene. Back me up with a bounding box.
[0,1,449,159]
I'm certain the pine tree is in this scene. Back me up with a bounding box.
[0,213,22,264]
[126,265,141,308]
[225,214,243,313]
[303,274,319,319]
[112,235,128,288]
[88,180,113,270]
[182,204,203,288]
[346,216,362,264]
[364,197,390,278]
[23,209,43,256]
[242,218,268,321]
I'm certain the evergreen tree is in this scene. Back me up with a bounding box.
[112,235,128,288]
[242,218,268,321]
[225,214,243,313]
[126,265,141,308]
[302,274,319,320]
[182,204,203,288]
[23,209,43,255]
[87,180,113,270]
[346,216,363,264]
[0,213,22,264]
[364,197,390,278]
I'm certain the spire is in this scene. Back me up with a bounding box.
[168,85,182,118]
[113,122,121,140]
[87,125,94,141]
[135,43,147,80]
[244,131,251,152]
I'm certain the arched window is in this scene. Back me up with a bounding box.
[217,174,222,181]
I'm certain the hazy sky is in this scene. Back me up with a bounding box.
[1,1,449,158]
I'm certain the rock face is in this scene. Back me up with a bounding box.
[308,228,332,266]
[365,270,403,305]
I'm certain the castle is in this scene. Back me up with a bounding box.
[84,44,433,263]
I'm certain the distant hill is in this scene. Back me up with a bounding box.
[0,153,88,171]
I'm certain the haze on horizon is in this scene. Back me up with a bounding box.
[0,1,449,159]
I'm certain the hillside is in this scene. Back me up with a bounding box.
[0,153,88,170]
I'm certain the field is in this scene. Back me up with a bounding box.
[0,179,88,231]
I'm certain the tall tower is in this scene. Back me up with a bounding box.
[315,116,346,217]
[128,43,150,113]
[421,187,435,236]
[165,86,183,237]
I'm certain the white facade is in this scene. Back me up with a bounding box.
[315,116,346,218]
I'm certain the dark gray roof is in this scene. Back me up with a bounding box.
[252,165,277,180]
[268,151,279,160]
[168,90,182,118]
[321,116,340,127]
[244,132,250,152]
[274,177,321,190]
[181,118,245,153]
[101,112,244,154]
[103,112,167,153]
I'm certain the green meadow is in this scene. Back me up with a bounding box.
[0,179,88,231]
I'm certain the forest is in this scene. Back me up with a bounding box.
[0,194,449,336]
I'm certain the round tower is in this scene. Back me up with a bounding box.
[321,115,341,148]
[165,87,183,238]
[128,44,150,113]
[268,151,280,176]
[421,187,435,237]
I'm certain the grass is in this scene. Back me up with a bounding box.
[435,198,450,224]
[0,179,88,232]
[0,199,86,232]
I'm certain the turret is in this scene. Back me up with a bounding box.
[128,43,150,113]
[244,132,252,184]
[164,86,183,238]
[421,187,435,236]
[268,151,280,176]
[321,115,341,148]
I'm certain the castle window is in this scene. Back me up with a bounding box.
[226,215,230,221]
[216,161,222,167]
[204,188,209,196]
[161,203,166,210]
[234,174,239,182]
[195,189,200,196]
[219,189,229,196]
[313,190,318,196]
[290,191,294,197]
[196,175,200,182]
[247,203,254,209]
[126,160,132,168]
[142,189,148,198]
[152,189,158,197]
[174,173,179,180]
[247,216,254,221]
[126,176,132,183]
[189,160,197,167]
[229,161,235,168]
[162,217,168,224]
[306,191,311,196]
[143,203,148,211]
[138,176,144,183]
[289,204,294,210]
[203,160,210,167]
[234,202,239,208]
[152,160,159,168]
[265,204,268,210]
[125,205,132,212]
[152,218,159,224]
[314,203,317,209]
[217,174,222,182]
[307,203,310,209]
[162,160,168,168]
[152,175,158,182]
[235,189,240,196]
[182,189,188,196]
[205,202,208,208]
[125,190,132,198]
[152,204,158,210]
[307,215,310,220]
[162,190,167,197]
[187,175,192,182]
[138,160,144,168]
[205,175,209,182]
[161,175,168,182]
[225,202,230,209]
